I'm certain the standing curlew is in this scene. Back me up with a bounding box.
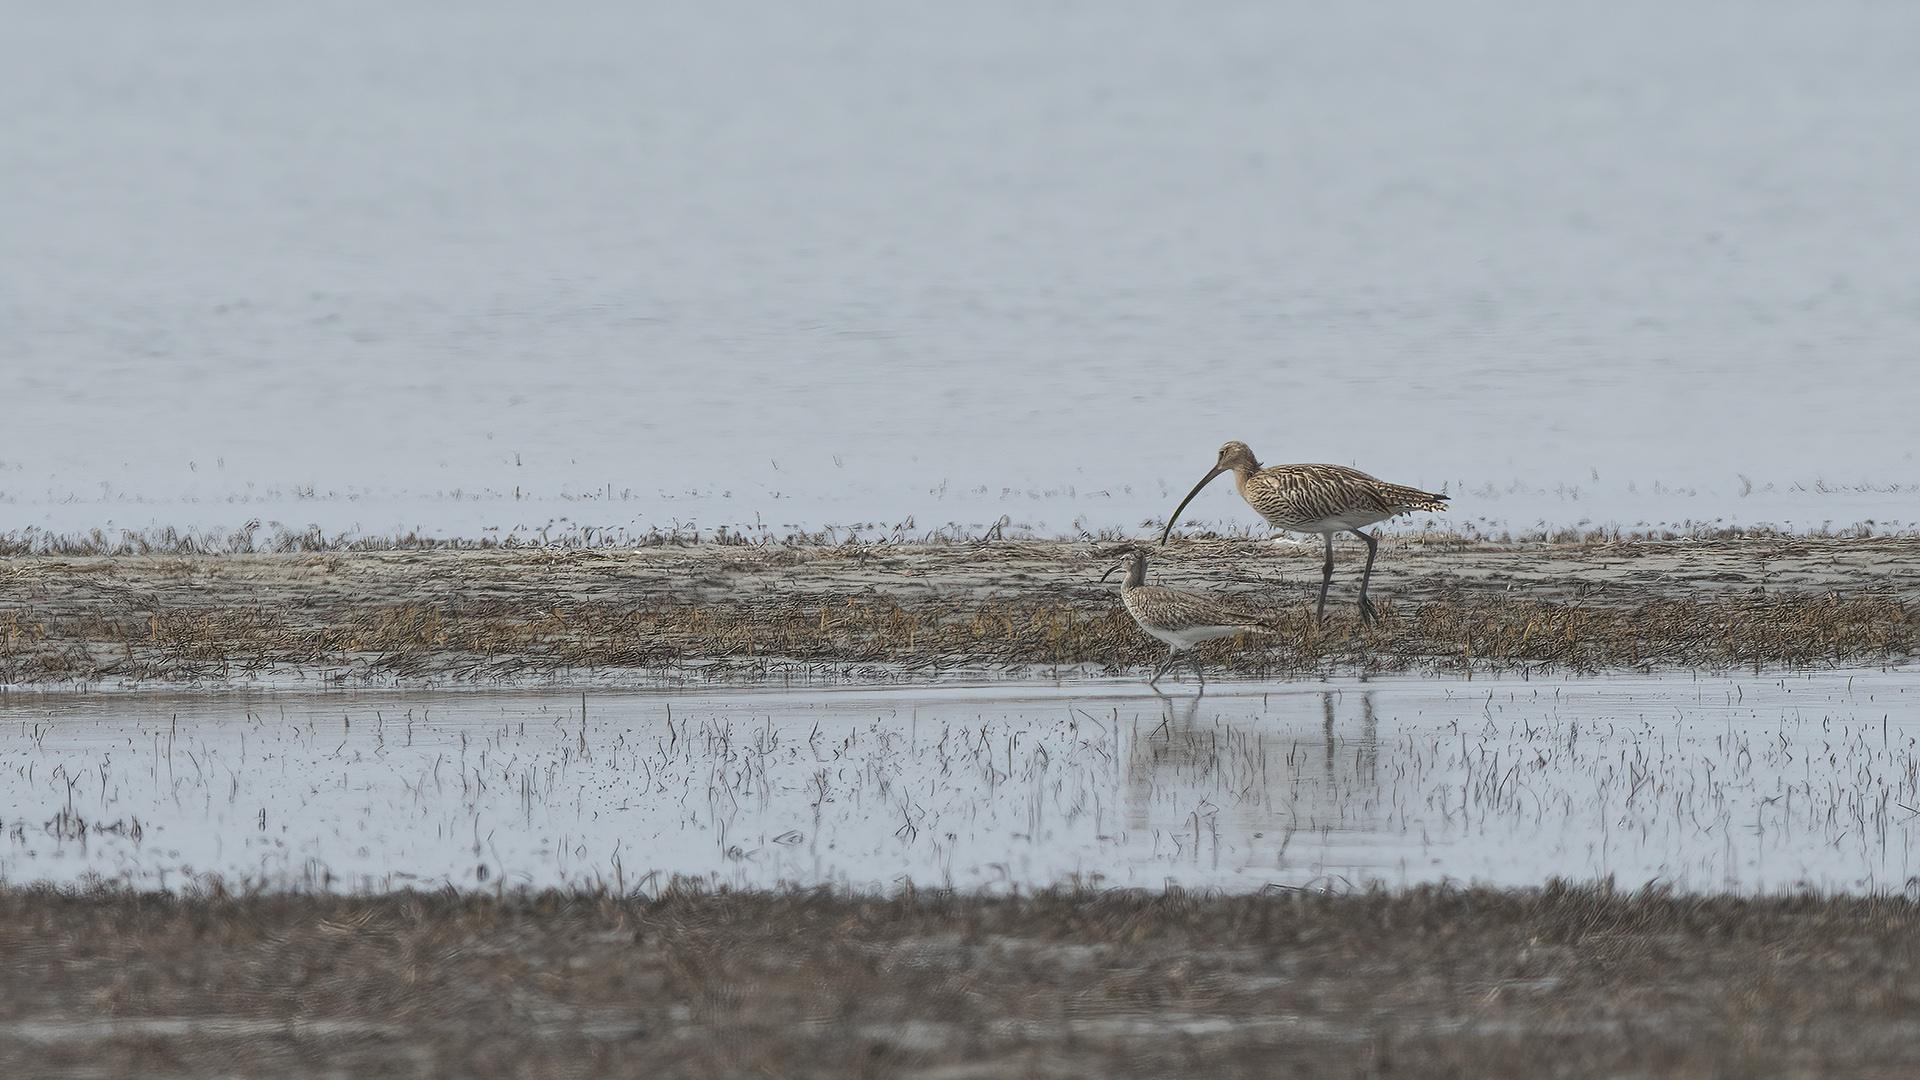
[1157,441,1447,625]
[1102,547,1272,686]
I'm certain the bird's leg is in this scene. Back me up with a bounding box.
[1316,532,1335,626]
[1351,528,1380,624]
[1148,647,1179,686]
[1190,652,1206,688]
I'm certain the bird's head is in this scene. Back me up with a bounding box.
[1215,441,1259,474]
[1097,543,1148,584]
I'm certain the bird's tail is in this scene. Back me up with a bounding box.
[1388,486,1449,514]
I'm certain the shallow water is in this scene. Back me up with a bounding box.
[5,2,1920,543]
[5,670,1919,894]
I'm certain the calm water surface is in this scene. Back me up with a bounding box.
[5,1,1919,542]
[6,671,1920,894]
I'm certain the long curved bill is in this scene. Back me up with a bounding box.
[1158,466,1227,545]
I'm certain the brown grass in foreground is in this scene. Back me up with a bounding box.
[2,882,1919,1078]
[4,539,1918,683]
[4,592,1916,684]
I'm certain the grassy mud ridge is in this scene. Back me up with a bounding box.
[4,882,1920,1078]
[3,536,1919,683]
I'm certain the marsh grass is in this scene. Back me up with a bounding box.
[4,519,1901,558]
[4,538,1917,684]
[3,880,1919,1077]
[0,523,687,556]
[1397,593,1920,671]
[3,593,1914,685]
[0,519,1056,556]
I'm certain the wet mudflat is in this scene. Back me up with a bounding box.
[7,545,1920,1076]
[5,883,1920,1078]
[3,537,1919,683]
[6,671,1920,894]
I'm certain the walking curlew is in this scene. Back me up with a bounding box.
[1157,441,1447,625]
[1102,547,1272,686]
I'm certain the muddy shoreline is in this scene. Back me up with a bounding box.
[3,883,1919,1078]
[3,536,1918,685]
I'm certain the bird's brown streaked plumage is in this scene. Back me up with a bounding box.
[1101,547,1272,686]
[1157,440,1448,625]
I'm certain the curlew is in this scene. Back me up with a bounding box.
[1157,441,1447,625]
[1102,547,1272,686]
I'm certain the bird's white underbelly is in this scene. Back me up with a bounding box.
[1273,510,1395,534]
[1139,622,1257,651]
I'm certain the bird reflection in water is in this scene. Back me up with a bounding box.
[1125,688,1384,868]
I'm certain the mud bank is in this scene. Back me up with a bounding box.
[3,883,1919,1078]
[3,537,1917,685]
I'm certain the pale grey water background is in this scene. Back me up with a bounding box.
[5,1,1920,542]
[7,672,1920,895]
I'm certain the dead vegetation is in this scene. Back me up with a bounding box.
[3,538,1917,684]
[2,880,1919,1078]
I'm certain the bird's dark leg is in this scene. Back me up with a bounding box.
[1316,532,1335,625]
[1351,528,1380,624]
[1148,647,1179,686]
[1189,652,1207,688]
